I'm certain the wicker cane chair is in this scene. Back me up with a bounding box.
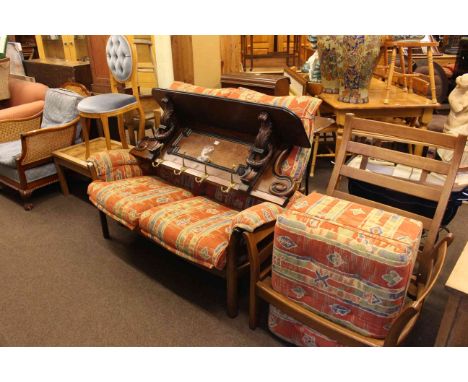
[0,83,85,209]
[249,114,467,346]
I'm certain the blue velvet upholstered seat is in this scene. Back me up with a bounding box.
[77,93,137,114]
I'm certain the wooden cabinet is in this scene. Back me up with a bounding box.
[35,35,89,62]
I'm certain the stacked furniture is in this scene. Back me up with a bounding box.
[86,81,321,316]
[249,114,467,345]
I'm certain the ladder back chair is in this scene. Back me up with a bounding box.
[249,113,467,346]
[77,35,145,158]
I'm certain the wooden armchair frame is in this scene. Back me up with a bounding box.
[249,114,467,346]
[0,113,79,210]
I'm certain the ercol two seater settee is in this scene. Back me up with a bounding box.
[86,82,322,316]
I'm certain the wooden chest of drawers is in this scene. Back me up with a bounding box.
[24,58,92,88]
[221,72,290,96]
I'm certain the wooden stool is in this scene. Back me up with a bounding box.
[384,40,439,104]
[77,35,145,159]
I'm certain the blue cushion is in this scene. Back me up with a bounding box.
[77,93,136,114]
[0,140,21,168]
[0,162,56,183]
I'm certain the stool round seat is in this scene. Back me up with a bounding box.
[77,93,137,114]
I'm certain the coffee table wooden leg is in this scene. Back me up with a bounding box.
[54,159,69,196]
[81,116,91,159]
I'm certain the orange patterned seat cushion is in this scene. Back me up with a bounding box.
[88,176,193,229]
[139,196,238,270]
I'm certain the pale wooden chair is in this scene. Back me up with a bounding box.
[383,40,439,104]
[249,114,467,346]
[77,35,145,159]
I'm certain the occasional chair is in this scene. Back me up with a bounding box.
[77,35,145,159]
[249,114,467,346]
[0,84,83,209]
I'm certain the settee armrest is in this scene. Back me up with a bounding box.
[87,149,143,181]
[18,117,79,166]
[230,202,284,233]
[0,112,42,143]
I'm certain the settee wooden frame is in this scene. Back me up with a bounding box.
[249,113,467,346]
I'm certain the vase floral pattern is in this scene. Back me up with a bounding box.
[317,36,343,94]
[338,35,382,104]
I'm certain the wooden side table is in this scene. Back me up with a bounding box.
[52,137,124,195]
[318,78,440,156]
[435,242,468,346]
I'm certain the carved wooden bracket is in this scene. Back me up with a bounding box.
[240,112,275,187]
[130,97,177,162]
[155,97,177,143]
[269,148,297,197]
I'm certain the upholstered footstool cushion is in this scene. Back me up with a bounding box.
[139,196,238,270]
[88,176,193,229]
[269,192,423,345]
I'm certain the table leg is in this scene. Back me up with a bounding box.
[414,108,434,156]
[80,116,91,159]
[54,159,69,196]
[250,35,254,71]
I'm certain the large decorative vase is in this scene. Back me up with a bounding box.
[338,35,382,104]
[317,35,343,94]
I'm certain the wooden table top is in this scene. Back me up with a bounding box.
[53,138,125,168]
[318,78,440,111]
[446,241,468,297]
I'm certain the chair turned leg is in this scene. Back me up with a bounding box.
[20,190,33,211]
[310,134,320,178]
[384,47,397,104]
[99,210,110,239]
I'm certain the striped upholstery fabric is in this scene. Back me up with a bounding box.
[88,149,143,182]
[88,176,193,229]
[229,202,284,233]
[269,305,341,347]
[169,81,235,97]
[269,192,423,345]
[139,196,238,270]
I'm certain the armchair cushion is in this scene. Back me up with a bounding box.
[270,192,423,343]
[0,139,21,168]
[41,88,83,141]
[0,162,56,183]
[230,202,284,233]
[88,149,143,182]
[139,196,238,270]
[7,78,48,108]
[0,100,44,121]
[88,176,194,229]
